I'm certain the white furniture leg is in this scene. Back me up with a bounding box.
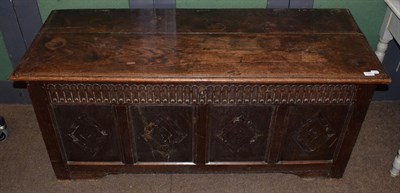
[375,9,394,62]
[377,0,400,178]
[390,149,400,177]
[376,37,392,62]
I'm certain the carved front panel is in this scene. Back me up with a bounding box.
[52,105,121,162]
[208,105,274,162]
[280,104,350,161]
[130,105,194,162]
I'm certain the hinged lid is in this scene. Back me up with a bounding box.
[10,9,390,84]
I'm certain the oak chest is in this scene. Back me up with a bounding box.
[10,9,390,179]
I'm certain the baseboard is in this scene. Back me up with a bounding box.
[0,80,31,104]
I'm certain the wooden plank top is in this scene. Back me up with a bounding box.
[10,9,390,84]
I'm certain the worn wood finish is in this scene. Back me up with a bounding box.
[11,9,389,84]
[280,104,350,161]
[131,105,195,162]
[12,33,387,84]
[330,85,376,178]
[27,83,70,179]
[11,9,390,179]
[208,105,273,162]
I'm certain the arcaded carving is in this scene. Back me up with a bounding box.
[45,83,356,105]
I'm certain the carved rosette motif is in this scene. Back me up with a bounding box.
[45,83,356,105]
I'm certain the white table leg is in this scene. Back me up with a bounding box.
[375,8,394,62]
[390,149,400,177]
[376,37,392,62]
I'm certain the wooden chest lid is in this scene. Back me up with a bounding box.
[10,9,390,84]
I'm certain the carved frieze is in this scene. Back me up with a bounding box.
[45,83,356,105]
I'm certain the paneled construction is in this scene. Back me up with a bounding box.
[131,105,194,162]
[10,9,390,179]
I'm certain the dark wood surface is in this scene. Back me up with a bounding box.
[28,83,70,179]
[10,9,391,179]
[10,9,389,84]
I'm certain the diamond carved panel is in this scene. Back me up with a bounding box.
[131,106,194,162]
[217,115,263,154]
[291,112,337,153]
[281,105,349,161]
[141,117,188,160]
[209,106,273,162]
[52,105,121,162]
[67,116,109,157]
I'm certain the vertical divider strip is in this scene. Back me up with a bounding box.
[265,105,289,163]
[194,104,208,165]
[115,105,135,164]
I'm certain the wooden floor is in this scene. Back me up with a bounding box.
[0,101,399,193]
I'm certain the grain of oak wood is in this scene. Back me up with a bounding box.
[9,9,391,180]
[10,9,389,84]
